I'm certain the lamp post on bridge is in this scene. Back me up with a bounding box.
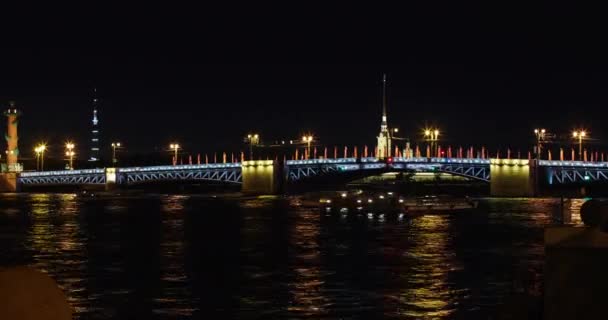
[424,128,440,157]
[573,130,586,161]
[302,135,313,159]
[111,142,122,165]
[170,143,180,165]
[245,134,259,160]
[533,128,546,159]
[34,144,46,171]
[65,142,75,170]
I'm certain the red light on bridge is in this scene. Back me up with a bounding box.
[387,157,393,163]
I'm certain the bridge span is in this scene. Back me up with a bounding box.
[10,157,608,196]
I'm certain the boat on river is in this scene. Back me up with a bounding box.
[318,190,478,215]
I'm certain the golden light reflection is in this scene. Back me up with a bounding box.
[161,195,188,212]
[26,191,87,309]
[56,194,81,252]
[157,195,195,317]
[28,194,55,257]
[27,194,82,253]
[566,198,585,225]
[397,214,459,318]
[286,208,328,317]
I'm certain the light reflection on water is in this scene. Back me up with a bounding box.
[396,215,457,318]
[0,194,584,319]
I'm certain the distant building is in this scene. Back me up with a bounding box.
[89,89,100,162]
[376,74,392,159]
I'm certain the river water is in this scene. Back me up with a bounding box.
[0,193,583,319]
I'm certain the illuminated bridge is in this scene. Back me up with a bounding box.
[15,157,608,196]
[19,163,242,186]
[285,157,491,182]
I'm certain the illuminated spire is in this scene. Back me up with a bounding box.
[376,73,391,159]
[382,73,387,120]
[380,73,388,131]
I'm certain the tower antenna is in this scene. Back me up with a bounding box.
[89,88,100,162]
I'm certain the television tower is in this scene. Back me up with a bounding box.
[89,88,100,162]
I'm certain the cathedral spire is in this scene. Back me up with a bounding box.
[376,74,391,159]
[382,73,387,119]
[380,73,388,131]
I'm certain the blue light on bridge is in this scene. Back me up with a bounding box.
[539,160,608,167]
[363,163,386,169]
[337,164,360,171]
[286,158,358,165]
[20,168,105,177]
[119,163,241,173]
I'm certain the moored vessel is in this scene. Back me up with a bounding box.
[319,190,478,215]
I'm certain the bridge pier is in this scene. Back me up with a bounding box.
[241,160,283,195]
[490,159,537,197]
[0,173,20,192]
[105,168,119,191]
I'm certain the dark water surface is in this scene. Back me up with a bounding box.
[0,194,583,319]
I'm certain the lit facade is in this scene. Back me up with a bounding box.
[3,101,22,172]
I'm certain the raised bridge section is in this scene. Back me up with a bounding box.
[285,157,491,182]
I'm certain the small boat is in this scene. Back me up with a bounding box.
[76,189,145,199]
[400,195,478,214]
[319,191,478,215]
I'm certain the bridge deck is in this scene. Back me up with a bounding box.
[16,158,608,186]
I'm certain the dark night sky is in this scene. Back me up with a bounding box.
[2,3,607,160]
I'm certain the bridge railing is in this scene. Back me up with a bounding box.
[118,163,241,173]
[286,157,493,165]
[539,160,608,167]
[20,168,105,177]
[286,158,359,165]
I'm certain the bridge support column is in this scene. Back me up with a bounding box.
[490,159,537,197]
[0,173,20,192]
[241,160,283,195]
[104,168,119,191]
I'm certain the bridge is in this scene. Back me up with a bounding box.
[12,157,608,196]
[18,163,242,186]
[2,96,608,196]
[285,157,491,182]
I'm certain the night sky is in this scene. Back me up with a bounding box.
[2,4,606,161]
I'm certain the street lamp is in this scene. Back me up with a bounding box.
[170,143,180,165]
[572,130,586,160]
[245,134,260,160]
[65,142,75,170]
[533,128,546,159]
[424,128,440,157]
[111,142,122,165]
[302,135,313,159]
[34,144,46,171]
[245,133,260,160]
